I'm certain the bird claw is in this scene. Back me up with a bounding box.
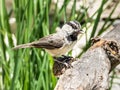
[53,55,73,67]
[53,55,74,77]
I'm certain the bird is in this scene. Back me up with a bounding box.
[13,21,83,57]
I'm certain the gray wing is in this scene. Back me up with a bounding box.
[13,34,64,50]
[31,34,64,49]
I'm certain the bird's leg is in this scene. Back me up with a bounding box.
[61,55,73,61]
[61,55,74,68]
[53,56,76,77]
[53,55,73,68]
[53,57,66,65]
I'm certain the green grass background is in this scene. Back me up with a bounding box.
[0,0,119,90]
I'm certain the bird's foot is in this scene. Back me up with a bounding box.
[53,55,74,68]
[53,55,74,77]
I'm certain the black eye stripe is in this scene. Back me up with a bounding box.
[73,21,80,26]
[66,22,78,29]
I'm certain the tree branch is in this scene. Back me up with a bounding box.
[54,24,120,90]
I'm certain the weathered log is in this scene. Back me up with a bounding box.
[54,24,120,90]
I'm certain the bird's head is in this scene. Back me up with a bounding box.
[62,21,84,41]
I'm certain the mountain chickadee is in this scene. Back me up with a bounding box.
[13,21,83,57]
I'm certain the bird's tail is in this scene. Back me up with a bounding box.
[12,43,34,50]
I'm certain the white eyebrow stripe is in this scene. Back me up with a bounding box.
[66,21,78,29]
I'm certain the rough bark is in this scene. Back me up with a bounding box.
[54,24,120,90]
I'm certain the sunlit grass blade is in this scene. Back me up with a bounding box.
[97,2,119,35]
